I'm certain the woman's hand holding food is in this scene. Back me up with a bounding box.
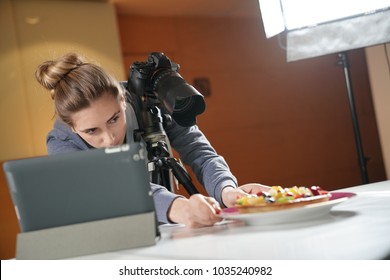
[221,183,271,208]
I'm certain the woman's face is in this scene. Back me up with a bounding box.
[71,93,127,149]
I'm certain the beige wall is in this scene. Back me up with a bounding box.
[0,0,34,160]
[365,44,390,178]
[0,0,124,161]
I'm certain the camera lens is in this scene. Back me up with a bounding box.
[152,70,205,127]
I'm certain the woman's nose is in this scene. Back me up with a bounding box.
[103,132,116,146]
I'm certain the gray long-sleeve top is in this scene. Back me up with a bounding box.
[46,97,237,224]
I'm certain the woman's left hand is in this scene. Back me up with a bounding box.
[221,183,271,208]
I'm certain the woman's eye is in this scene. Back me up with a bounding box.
[109,115,119,124]
[86,129,96,135]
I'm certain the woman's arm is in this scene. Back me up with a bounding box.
[165,121,238,205]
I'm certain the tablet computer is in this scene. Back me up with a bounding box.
[3,143,155,232]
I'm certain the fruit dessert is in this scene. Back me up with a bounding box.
[235,186,331,213]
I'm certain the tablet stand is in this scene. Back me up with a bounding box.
[15,212,156,259]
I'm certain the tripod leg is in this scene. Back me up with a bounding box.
[166,158,199,195]
[150,167,173,192]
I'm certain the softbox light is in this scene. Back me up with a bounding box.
[258,0,390,184]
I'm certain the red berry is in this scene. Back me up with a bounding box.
[310,186,322,196]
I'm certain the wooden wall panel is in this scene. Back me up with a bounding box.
[117,15,386,194]
[118,16,178,56]
[0,162,19,260]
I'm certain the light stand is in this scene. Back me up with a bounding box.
[337,52,369,184]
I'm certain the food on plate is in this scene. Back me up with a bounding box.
[235,186,331,213]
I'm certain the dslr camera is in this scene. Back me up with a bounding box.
[127,52,205,127]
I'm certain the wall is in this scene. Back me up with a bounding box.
[0,0,124,259]
[118,15,387,196]
[0,0,125,161]
[0,0,34,160]
[365,44,390,178]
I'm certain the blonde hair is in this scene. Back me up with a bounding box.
[35,53,123,126]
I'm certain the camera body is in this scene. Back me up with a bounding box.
[127,52,205,127]
[128,52,178,96]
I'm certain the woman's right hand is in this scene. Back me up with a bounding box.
[168,194,223,228]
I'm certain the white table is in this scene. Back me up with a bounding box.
[74,180,390,260]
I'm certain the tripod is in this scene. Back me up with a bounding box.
[134,94,199,196]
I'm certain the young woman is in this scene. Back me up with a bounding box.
[35,53,269,228]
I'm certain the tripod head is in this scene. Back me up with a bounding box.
[133,94,171,157]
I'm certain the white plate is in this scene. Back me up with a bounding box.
[219,192,355,226]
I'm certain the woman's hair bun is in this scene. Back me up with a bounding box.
[35,53,86,91]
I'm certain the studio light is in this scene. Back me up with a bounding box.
[258,0,390,184]
[258,0,390,61]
